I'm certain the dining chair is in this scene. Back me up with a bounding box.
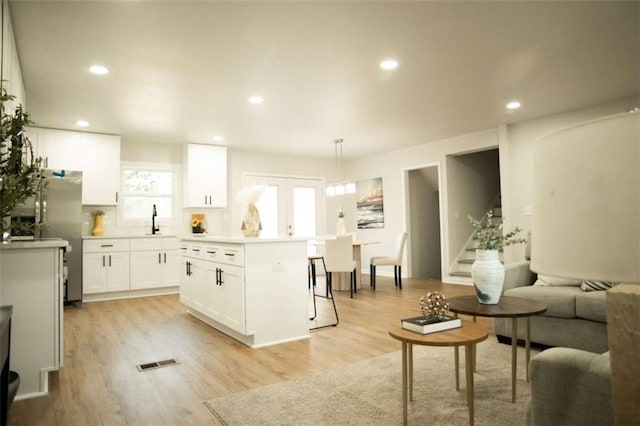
[325,235,358,298]
[370,231,408,290]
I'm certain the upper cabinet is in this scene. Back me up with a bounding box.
[26,127,121,205]
[184,143,227,208]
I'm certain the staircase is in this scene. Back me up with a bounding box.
[449,200,503,280]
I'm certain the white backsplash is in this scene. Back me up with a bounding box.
[82,206,228,237]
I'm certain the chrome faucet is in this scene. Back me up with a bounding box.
[152,204,160,234]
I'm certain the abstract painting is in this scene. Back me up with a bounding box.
[357,177,384,229]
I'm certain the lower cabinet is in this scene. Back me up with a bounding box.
[130,237,180,290]
[181,242,246,334]
[204,261,245,334]
[83,239,131,294]
[179,237,308,348]
[84,237,180,297]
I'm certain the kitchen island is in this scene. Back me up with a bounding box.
[179,235,309,348]
[0,239,68,399]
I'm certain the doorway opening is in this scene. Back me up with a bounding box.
[405,163,442,280]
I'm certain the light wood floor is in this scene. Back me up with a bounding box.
[9,275,491,425]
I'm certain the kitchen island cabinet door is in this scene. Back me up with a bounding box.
[189,259,205,313]
[204,262,225,323]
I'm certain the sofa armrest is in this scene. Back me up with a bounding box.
[526,348,613,426]
[502,261,534,292]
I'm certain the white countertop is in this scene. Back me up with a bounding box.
[0,238,69,250]
[82,234,177,240]
[179,234,308,244]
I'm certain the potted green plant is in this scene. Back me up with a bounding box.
[0,90,43,240]
[467,210,527,304]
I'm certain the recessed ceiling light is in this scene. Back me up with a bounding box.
[506,101,521,110]
[248,96,264,104]
[75,120,90,127]
[380,59,399,70]
[89,65,109,75]
[213,135,224,142]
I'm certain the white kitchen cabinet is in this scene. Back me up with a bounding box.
[130,237,180,290]
[26,127,121,206]
[184,143,227,208]
[180,242,205,311]
[179,236,308,348]
[83,239,130,294]
[203,246,246,334]
[80,133,120,206]
[0,241,67,399]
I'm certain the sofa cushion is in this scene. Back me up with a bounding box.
[535,274,582,286]
[505,285,581,319]
[575,291,608,323]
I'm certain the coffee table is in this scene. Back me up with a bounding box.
[447,295,547,403]
[388,320,488,426]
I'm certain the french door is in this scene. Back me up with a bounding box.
[243,174,324,238]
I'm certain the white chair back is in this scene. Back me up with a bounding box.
[325,236,354,272]
[395,232,408,262]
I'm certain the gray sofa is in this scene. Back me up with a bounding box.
[525,347,613,425]
[493,256,609,354]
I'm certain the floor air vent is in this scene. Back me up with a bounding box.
[136,358,179,372]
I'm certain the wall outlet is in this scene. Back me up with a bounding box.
[524,205,533,216]
[272,261,284,272]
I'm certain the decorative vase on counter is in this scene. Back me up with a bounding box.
[336,218,346,236]
[91,214,104,236]
[471,249,505,304]
[241,203,262,237]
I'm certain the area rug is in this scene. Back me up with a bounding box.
[204,339,539,425]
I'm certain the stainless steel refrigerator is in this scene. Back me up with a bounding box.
[11,169,83,304]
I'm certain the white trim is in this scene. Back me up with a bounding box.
[82,286,179,302]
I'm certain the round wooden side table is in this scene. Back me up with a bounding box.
[447,295,547,403]
[388,320,488,426]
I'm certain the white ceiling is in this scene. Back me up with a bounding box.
[9,1,640,160]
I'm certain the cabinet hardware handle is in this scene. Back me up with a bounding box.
[192,248,200,252]
[164,253,167,263]
[216,268,220,285]
[102,255,105,267]
[115,191,118,203]
[209,195,212,205]
[219,269,224,285]
[158,253,162,264]
[206,250,216,255]
[109,255,112,267]
[204,195,207,205]
[225,253,235,258]
[187,261,191,276]
[100,244,114,248]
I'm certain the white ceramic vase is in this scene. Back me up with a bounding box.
[241,203,262,237]
[336,218,346,235]
[471,249,505,304]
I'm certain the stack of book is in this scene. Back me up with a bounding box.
[401,315,461,335]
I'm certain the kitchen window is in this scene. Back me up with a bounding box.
[120,163,179,222]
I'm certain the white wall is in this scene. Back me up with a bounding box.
[346,128,498,278]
